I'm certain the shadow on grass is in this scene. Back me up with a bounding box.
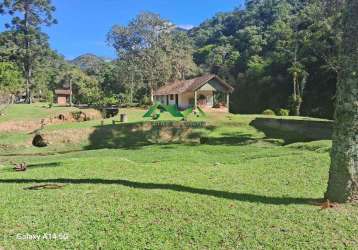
[0,178,322,205]
[249,118,332,145]
[85,123,205,150]
[0,149,85,157]
[0,162,63,173]
[200,132,258,146]
[250,122,313,145]
[27,162,63,169]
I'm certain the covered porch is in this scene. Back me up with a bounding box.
[153,74,234,113]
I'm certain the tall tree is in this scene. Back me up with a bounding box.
[0,61,23,96]
[57,67,102,105]
[0,0,57,103]
[0,61,22,113]
[190,0,338,118]
[325,0,358,203]
[107,12,170,101]
[107,12,198,103]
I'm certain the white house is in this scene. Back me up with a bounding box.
[153,74,234,112]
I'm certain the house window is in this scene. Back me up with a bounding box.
[170,94,174,100]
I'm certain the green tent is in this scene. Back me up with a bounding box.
[143,103,184,118]
[143,103,206,119]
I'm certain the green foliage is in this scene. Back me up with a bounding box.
[70,69,102,105]
[277,108,290,116]
[70,54,107,75]
[107,12,199,100]
[0,61,23,94]
[56,67,103,105]
[262,109,276,116]
[100,95,119,106]
[190,0,339,119]
[0,0,57,103]
[141,96,152,106]
[46,91,54,105]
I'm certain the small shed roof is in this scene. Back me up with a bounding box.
[154,74,234,96]
[55,89,72,95]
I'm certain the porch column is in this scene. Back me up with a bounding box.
[150,89,154,104]
[226,93,230,111]
[194,91,197,109]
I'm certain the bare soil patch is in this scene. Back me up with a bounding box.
[0,109,102,133]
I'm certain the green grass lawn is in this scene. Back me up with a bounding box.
[0,104,357,249]
[0,103,76,123]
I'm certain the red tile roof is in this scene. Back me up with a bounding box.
[154,74,234,96]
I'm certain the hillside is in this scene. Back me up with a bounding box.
[69,53,109,73]
[189,1,337,119]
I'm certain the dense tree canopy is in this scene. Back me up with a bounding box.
[107,12,199,103]
[0,0,57,103]
[189,0,340,118]
[0,61,23,95]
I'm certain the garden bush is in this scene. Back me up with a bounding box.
[262,109,276,116]
[277,108,290,116]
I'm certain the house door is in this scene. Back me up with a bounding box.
[175,94,179,107]
[197,94,207,107]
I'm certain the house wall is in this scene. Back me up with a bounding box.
[178,91,214,109]
[155,80,227,109]
[178,92,194,109]
[57,95,68,106]
[155,95,176,106]
[168,94,176,105]
[196,90,214,107]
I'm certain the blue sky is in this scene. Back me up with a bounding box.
[0,0,244,59]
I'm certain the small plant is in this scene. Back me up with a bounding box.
[277,108,290,116]
[47,91,54,108]
[262,109,276,116]
[152,112,160,120]
[141,96,152,106]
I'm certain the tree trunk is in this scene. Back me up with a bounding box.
[24,1,32,104]
[294,98,302,116]
[325,0,358,203]
[25,67,32,104]
[150,87,154,104]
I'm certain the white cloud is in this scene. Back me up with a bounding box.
[177,24,195,30]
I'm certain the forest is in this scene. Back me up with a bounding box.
[0,0,342,119]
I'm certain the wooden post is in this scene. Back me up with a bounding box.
[120,114,128,123]
[69,78,73,107]
[226,93,230,111]
[150,88,154,104]
[194,91,198,110]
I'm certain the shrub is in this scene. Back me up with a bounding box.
[152,113,160,120]
[262,109,276,116]
[141,96,152,106]
[47,91,54,108]
[277,108,290,116]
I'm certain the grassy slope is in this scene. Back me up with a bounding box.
[0,105,356,249]
[0,103,76,123]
